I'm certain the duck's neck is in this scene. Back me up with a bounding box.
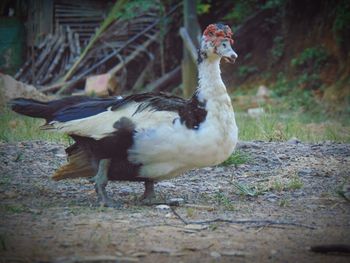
[196,57,230,105]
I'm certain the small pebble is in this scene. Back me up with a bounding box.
[155,204,170,210]
[210,251,221,258]
[298,168,318,177]
[168,198,185,206]
[287,137,301,144]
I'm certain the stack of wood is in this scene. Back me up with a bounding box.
[59,11,161,94]
[15,2,182,96]
[54,0,107,45]
[15,25,81,86]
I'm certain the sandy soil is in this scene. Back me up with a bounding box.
[0,140,349,263]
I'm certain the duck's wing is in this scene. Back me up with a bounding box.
[46,92,190,139]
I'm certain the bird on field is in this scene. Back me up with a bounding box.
[10,23,238,207]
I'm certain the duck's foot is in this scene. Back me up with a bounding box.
[92,159,122,208]
[139,181,164,205]
[95,185,122,208]
[139,181,184,206]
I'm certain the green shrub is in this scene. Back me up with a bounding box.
[333,0,350,50]
[291,46,328,71]
[270,36,285,64]
[238,65,259,78]
[224,0,260,23]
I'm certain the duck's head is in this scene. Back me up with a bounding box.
[200,23,237,64]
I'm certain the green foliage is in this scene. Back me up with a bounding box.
[120,0,159,20]
[262,0,286,9]
[271,73,321,111]
[272,72,295,96]
[238,65,258,78]
[280,52,326,105]
[196,1,211,15]
[290,47,327,95]
[270,36,285,64]
[224,0,260,23]
[333,0,350,48]
[223,0,285,23]
[220,150,250,166]
[291,46,328,71]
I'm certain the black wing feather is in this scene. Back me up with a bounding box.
[54,92,187,122]
[54,92,207,130]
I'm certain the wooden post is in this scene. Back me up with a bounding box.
[182,0,200,98]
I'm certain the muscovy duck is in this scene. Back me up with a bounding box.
[10,23,238,207]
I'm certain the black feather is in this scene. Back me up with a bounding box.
[119,92,207,130]
[179,93,207,129]
[69,117,141,181]
[9,96,112,122]
[10,92,207,130]
[9,98,51,120]
[54,98,122,122]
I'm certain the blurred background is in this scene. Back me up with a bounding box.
[0,0,349,142]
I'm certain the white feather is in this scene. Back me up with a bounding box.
[129,56,238,180]
[48,102,178,140]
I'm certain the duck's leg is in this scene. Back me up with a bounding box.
[91,159,121,208]
[141,181,183,206]
[144,181,156,200]
[141,180,162,205]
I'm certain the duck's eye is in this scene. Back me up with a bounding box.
[222,43,227,48]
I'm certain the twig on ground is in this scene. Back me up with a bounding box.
[170,207,317,230]
[310,244,350,254]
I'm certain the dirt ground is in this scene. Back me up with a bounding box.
[0,140,349,263]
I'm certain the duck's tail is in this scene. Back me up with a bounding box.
[9,98,53,120]
[52,143,96,181]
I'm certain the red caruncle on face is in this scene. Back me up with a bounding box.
[203,24,234,47]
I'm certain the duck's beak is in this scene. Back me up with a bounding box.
[224,50,238,64]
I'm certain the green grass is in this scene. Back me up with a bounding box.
[220,150,250,166]
[231,181,260,197]
[232,173,304,197]
[0,108,67,143]
[1,204,28,213]
[279,198,290,207]
[213,191,235,211]
[286,175,304,190]
[0,175,11,186]
[271,178,285,192]
[267,175,304,193]
[235,109,350,143]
